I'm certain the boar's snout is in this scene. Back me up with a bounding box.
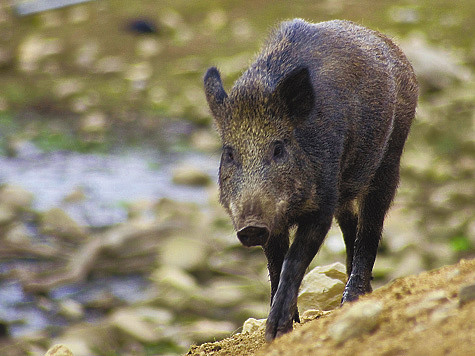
[237,224,270,247]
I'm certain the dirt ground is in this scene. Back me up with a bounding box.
[187,258,475,356]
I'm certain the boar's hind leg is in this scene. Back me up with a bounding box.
[266,213,332,341]
[336,206,358,276]
[342,148,404,303]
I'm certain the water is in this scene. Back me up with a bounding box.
[0,147,219,337]
[0,148,219,227]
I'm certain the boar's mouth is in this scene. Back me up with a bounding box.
[237,224,270,247]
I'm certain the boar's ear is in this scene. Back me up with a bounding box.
[276,66,314,122]
[204,67,228,130]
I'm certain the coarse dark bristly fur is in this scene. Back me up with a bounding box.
[203,19,418,342]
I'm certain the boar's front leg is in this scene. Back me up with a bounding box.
[265,213,332,341]
[263,231,299,322]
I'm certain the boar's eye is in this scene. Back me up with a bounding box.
[222,146,235,164]
[272,141,286,160]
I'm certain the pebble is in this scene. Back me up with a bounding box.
[329,300,383,343]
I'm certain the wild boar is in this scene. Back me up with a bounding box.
[203,18,418,341]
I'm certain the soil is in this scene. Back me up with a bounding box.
[187,258,475,356]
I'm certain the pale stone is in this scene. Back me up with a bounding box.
[75,41,99,68]
[54,78,85,99]
[5,222,31,244]
[59,299,84,320]
[44,344,74,356]
[69,6,88,24]
[110,308,161,343]
[40,208,88,240]
[0,203,14,225]
[242,317,266,334]
[329,300,383,343]
[95,56,124,74]
[136,38,162,58]
[80,112,107,133]
[400,33,472,90]
[159,236,208,271]
[125,62,153,82]
[0,184,34,211]
[298,262,347,312]
[151,265,198,292]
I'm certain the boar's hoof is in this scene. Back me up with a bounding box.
[237,225,270,247]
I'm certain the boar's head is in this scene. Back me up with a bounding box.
[204,66,318,247]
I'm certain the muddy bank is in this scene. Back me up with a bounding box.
[188,258,475,356]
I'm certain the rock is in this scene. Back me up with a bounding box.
[159,236,208,271]
[136,38,162,58]
[59,299,84,320]
[45,344,74,356]
[125,61,153,82]
[172,165,212,187]
[18,35,62,72]
[298,262,347,312]
[63,187,87,203]
[204,9,228,31]
[459,283,475,306]
[95,56,124,74]
[151,265,198,292]
[110,308,161,343]
[53,323,117,356]
[80,112,107,134]
[0,184,34,211]
[40,208,88,240]
[242,317,266,334]
[389,6,419,24]
[329,300,383,343]
[134,306,173,325]
[75,41,99,68]
[0,203,15,226]
[40,11,62,28]
[400,33,472,91]
[68,6,89,24]
[54,78,85,99]
[202,278,247,307]
[4,222,32,244]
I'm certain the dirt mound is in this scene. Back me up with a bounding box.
[188,258,475,356]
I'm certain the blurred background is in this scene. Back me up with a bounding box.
[0,0,473,355]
